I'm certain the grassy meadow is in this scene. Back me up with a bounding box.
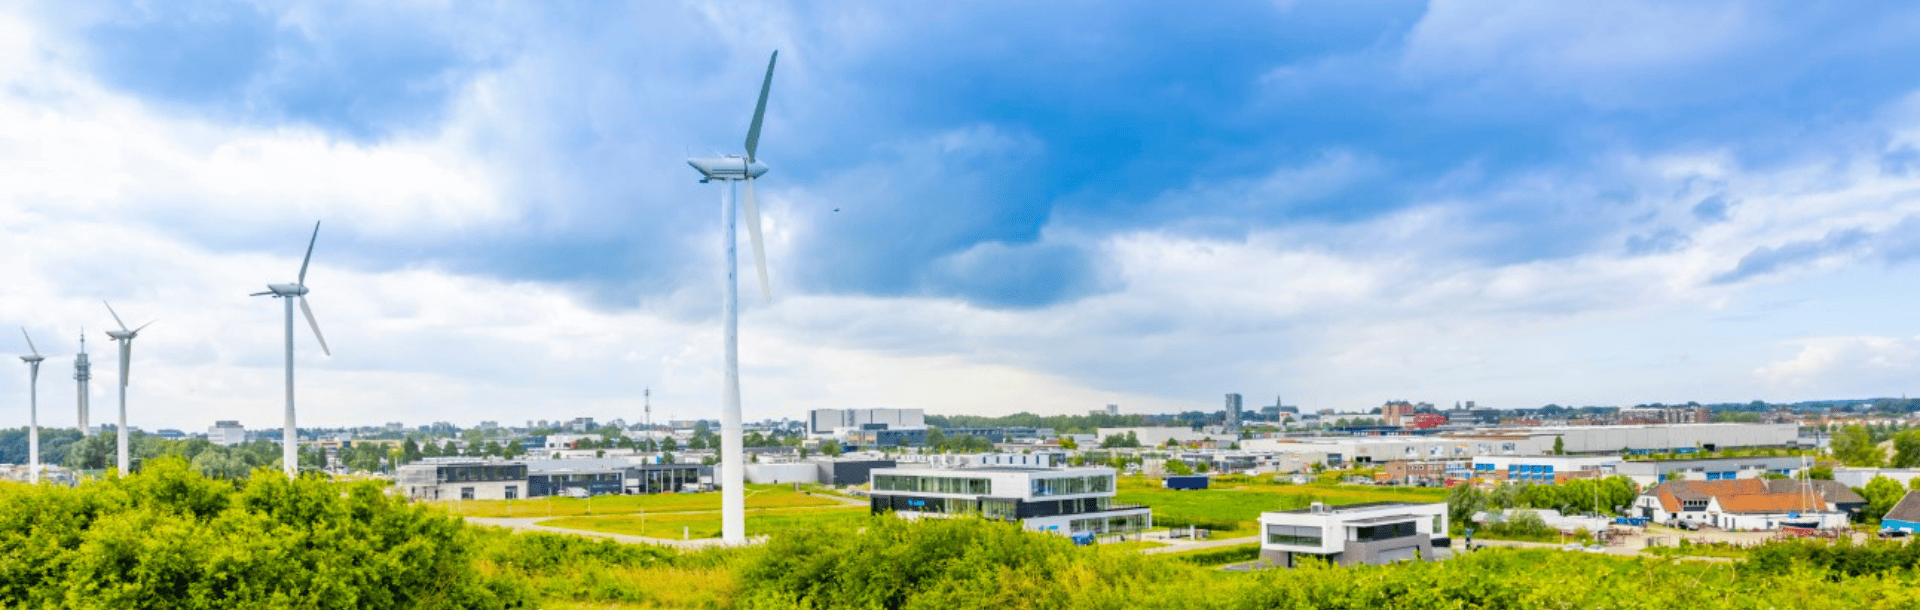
[432,484,850,518]
[540,505,870,539]
[1115,474,1449,535]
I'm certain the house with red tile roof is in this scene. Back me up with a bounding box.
[1630,478,1856,530]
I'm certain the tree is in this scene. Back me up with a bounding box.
[1447,482,1486,527]
[1832,424,1885,467]
[661,436,678,452]
[924,428,947,452]
[1859,476,1906,522]
[1809,464,1835,480]
[1165,460,1193,476]
[401,438,422,464]
[1058,437,1078,450]
[820,439,842,458]
[1552,437,1566,455]
[1891,429,1920,469]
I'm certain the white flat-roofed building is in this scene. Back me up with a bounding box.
[1469,455,1623,483]
[808,408,925,435]
[208,420,247,447]
[1258,502,1450,568]
[869,465,1151,536]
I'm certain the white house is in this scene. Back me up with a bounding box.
[868,465,1151,536]
[1257,501,1450,568]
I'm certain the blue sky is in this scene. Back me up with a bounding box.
[5,1,1920,430]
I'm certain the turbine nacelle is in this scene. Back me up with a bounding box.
[687,156,769,181]
[104,330,138,341]
[261,283,309,297]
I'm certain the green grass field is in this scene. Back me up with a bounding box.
[539,505,871,539]
[1115,476,1448,535]
[1096,539,1168,552]
[435,484,850,518]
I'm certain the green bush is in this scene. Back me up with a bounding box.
[1169,544,1260,566]
[0,457,525,609]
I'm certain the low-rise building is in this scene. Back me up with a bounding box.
[1258,502,1450,568]
[1882,491,1920,534]
[397,460,529,501]
[1615,456,1804,487]
[868,465,1151,536]
[1469,455,1621,484]
[1631,479,1855,530]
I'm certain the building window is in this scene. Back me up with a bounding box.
[461,487,476,500]
[505,486,518,500]
[1267,524,1323,546]
[1354,521,1416,541]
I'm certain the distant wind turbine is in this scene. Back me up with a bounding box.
[103,302,153,474]
[685,50,779,544]
[251,221,331,478]
[19,329,44,484]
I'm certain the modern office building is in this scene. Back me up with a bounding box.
[397,458,706,500]
[397,460,529,501]
[868,465,1152,536]
[1258,502,1450,568]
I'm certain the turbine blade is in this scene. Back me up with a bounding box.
[134,320,156,333]
[298,221,321,285]
[744,50,778,161]
[104,301,128,331]
[299,296,331,356]
[743,176,771,301]
[250,291,274,296]
[21,327,39,357]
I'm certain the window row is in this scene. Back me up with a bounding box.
[1030,475,1113,497]
[1267,524,1323,546]
[872,474,992,495]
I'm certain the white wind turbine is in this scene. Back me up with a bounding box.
[19,329,44,484]
[103,302,153,474]
[251,221,331,478]
[685,50,778,544]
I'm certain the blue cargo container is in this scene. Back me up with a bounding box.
[1164,475,1209,490]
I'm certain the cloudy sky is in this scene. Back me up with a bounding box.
[5,1,1920,431]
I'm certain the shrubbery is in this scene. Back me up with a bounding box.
[0,458,523,609]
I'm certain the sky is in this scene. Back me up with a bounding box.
[6,1,1920,431]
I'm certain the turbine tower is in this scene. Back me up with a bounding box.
[75,332,91,436]
[19,329,44,484]
[685,50,778,544]
[103,302,152,474]
[251,221,331,478]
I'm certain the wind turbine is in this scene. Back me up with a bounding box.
[103,302,153,474]
[251,221,331,478]
[19,329,44,484]
[685,50,778,544]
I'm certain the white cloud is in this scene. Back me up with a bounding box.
[1756,336,1920,393]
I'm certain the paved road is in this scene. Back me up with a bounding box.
[1139,534,1260,554]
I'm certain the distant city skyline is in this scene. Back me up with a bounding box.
[6,3,1920,430]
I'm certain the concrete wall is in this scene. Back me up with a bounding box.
[745,463,818,484]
